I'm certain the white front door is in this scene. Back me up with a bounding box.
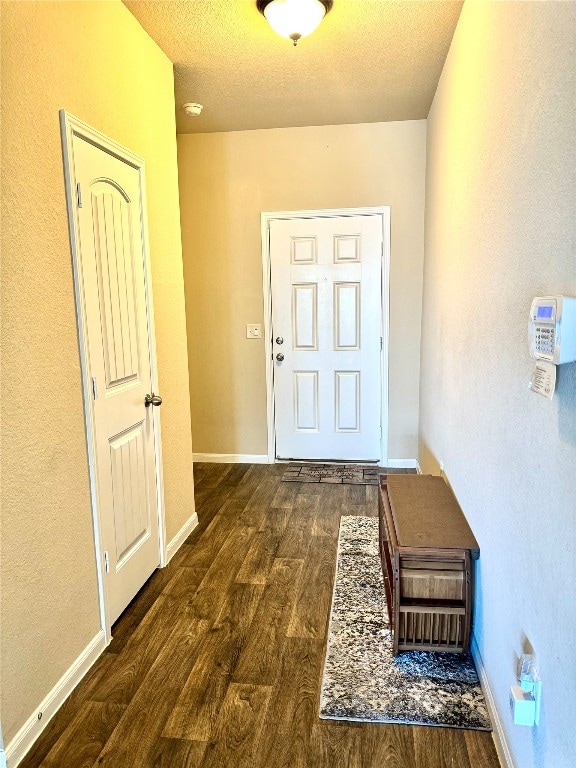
[270,213,383,461]
[68,125,161,624]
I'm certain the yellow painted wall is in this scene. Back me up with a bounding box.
[1,0,194,743]
[421,2,576,766]
[178,121,426,460]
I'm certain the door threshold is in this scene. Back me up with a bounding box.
[276,459,380,465]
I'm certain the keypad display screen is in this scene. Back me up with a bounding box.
[537,305,554,319]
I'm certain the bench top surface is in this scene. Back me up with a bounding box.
[382,475,480,558]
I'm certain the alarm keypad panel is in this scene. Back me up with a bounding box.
[529,296,576,366]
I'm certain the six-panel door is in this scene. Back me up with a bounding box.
[270,215,383,461]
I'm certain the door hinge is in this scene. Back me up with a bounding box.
[380,336,383,350]
[104,551,110,573]
[91,376,98,400]
[76,182,83,208]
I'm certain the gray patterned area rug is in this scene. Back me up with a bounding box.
[282,464,380,485]
[319,516,491,730]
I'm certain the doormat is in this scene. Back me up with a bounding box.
[319,516,491,730]
[281,464,379,485]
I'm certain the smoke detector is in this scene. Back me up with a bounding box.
[183,103,203,117]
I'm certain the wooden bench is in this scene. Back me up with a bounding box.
[378,475,479,655]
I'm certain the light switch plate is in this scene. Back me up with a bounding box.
[246,324,262,339]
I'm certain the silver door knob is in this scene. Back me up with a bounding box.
[145,393,163,407]
[276,353,285,362]
[275,336,284,345]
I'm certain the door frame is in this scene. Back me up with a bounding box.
[260,206,391,465]
[60,111,167,641]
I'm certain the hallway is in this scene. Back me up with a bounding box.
[20,463,499,767]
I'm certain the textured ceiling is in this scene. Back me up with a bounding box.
[123,0,463,134]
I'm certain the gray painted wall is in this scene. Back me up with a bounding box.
[420,2,576,767]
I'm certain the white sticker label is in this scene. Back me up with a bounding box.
[529,361,556,399]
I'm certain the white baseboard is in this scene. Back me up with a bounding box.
[471,635,515,768]
[6,630,107,768]
[165,512,199,563]
[193,453,270,464]
[385,458,420,470]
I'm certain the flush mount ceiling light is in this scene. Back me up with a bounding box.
[257,0,333,46]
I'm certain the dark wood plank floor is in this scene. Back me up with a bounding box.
[20,463,500,768]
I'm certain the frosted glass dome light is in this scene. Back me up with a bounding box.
[257,0,333,46]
